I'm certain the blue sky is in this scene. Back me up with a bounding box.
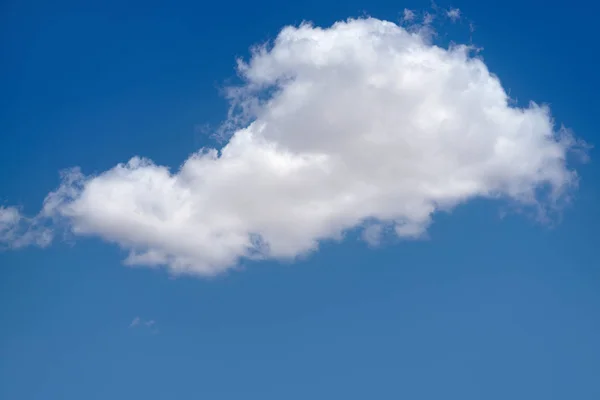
[1,0,599,399]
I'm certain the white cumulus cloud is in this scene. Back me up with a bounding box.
[5,17,583,276]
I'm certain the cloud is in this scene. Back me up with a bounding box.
[2,16,584,276]
[446,8,461,22]
[402,9,415,22]
[361,224,385,247]
[129,317,157,331]
[423,12,435,25]
[0,206,52,249]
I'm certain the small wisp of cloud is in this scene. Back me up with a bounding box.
[446,8,461,22]
[129,317,158,333]
[402,8,415,22]
[0,206,52,250]
[423,11,435,25]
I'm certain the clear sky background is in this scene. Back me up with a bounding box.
[1,0,599,399]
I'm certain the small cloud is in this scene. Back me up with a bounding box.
[0,206,53,250]
[129,316,141,328]
[423,12,435,25]
[402,8,415,22]
[362,224,383,247]
[447,8,461,21]
[129,317,158,333]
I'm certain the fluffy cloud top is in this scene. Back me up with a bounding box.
[7,17,582,275]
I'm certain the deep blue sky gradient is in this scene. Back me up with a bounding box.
[1,0,599,399]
